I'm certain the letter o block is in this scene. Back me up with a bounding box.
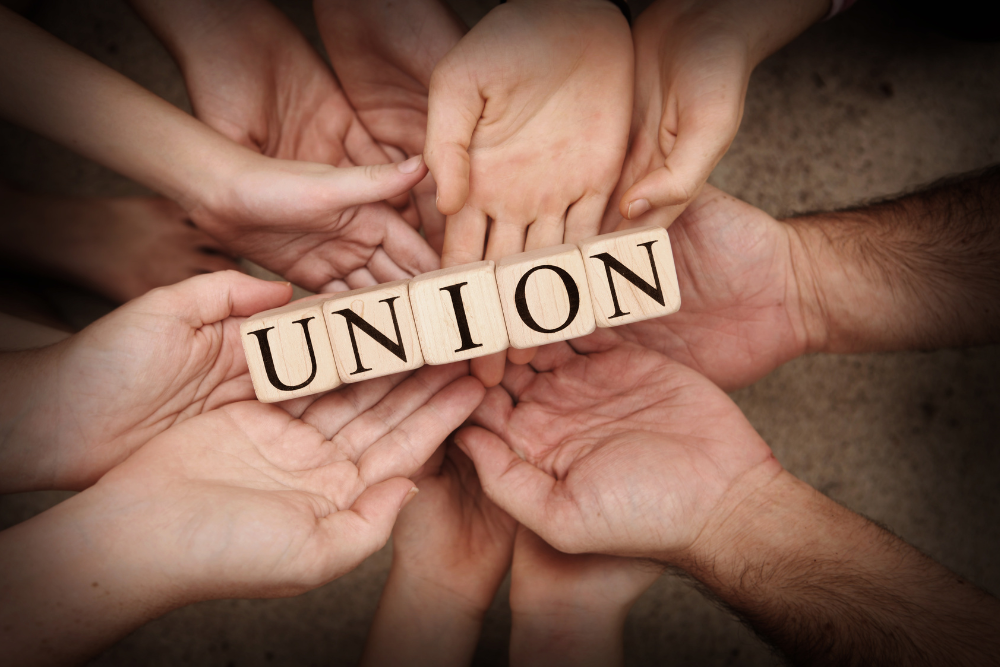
[323,280,424,382]
[496,244,596,349]
[578,226,681,327]
[240,295,342,403]
[409,261,510,365]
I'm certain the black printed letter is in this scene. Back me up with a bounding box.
[246,317,319,391]
[590,240,664,319]
[331,297,407,375]
[439,282,484,353]
[514,265,580,334]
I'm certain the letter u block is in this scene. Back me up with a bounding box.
[323,280,424,382]
[408,261,510,365]
[241,295,342,403]
[495,244,596,349]
[578,225,681,327]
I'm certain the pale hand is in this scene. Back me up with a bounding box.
[456,329,780,559]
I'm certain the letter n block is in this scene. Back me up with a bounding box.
[495,244,596,349]
[240,295,342,403]
[408,261,510,365]
[323,280,424,382]
[578,225,681,327]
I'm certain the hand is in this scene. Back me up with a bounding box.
[315,0,467,249]
[0,366,484,666]
[189,153,439,291]
[610,0,828,227]
[426,0,633,264]
[455,328,780,560]
[508,526,662,667]
[361,442,516,666]
[0,271,291,492]
[616,185,815,391]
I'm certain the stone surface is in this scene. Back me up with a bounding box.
[0,0,998,665]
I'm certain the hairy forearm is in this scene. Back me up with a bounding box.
[361,566,485,667]
[0,490,176,666]
[790,165,1000,353]
[0,6,245,209]
[686,469,1000,665]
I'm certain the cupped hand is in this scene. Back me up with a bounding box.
[315,0,467,249]
[85,363,484,601]
[616,185,815,391]
[426,0,633,265]
[1,271,291,492]
[456,328,780,560]
[189,154,439,292]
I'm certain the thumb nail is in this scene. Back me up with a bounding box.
[626,198,651,219]
[400,486,419,509]
[398,155,424,174]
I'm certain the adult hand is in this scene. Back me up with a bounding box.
[426,0,633,265]
[0,365,484,666]
[361,443,516,667]
[456,328,780,560]
[315,0,467,249]
[610,0,828,227]
[616,185,817,391]
[508,526,662,667]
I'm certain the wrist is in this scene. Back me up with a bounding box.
[388,558,496,620]
[510,609,625,667]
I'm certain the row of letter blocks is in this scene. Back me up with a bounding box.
[241,226,681,402]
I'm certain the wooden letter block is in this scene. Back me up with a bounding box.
[578,225,681,327]
[408,261,510,365]
[240,295,342,403]
[323,280,423,382]
[495,244,596,349]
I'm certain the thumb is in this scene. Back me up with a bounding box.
[313,477,419,581]
[620,96,742,221]
[329,155,429,209]
[144,270,293,328]
[425,62,484,215]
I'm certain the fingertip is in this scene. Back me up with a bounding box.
[471,352,507,388]
[507,347,536,365]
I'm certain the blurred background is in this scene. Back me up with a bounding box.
[0,0,997,664]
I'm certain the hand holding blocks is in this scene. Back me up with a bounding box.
[241,226,682,402]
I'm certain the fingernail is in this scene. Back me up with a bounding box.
[277,281,292,287]
[398,155,423,174]
[626,198,651,219]
[401,486,419,508]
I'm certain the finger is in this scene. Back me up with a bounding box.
[381,211,441,276]
[415,174,446,253]
[195,255,243,274]
[484,219,528,263]
[301,372,412,440]
[564,193,610,245]
[507,347,537,365]
[470,385,515,438]
[523,212,566,251]
[318,279,350,294]
[620,102,741,219]
[343,122,413,210]
[311,477,418,581]
[440,205,488,268]
[330,156,429,210]
[357,374,486,484]
[366,247,413,284]
[454,426,567,546]
[470,352,506,388]
[566,328,626,355]
[344,267,378,290]
[528,341,579,372]
[499,362,537,400]
[148,270,292,328]
[425,63,484,215]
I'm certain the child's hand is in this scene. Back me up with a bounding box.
[609,0,828,229]
[0,365,484,666]
[361,443,516,667]
[509,526,663,667]
[0,271,290,492]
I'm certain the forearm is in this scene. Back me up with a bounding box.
[361,566,486,667]
[0,6,246,209]
[509,610,625,667]
[0,490,178,666]
[685,468,1000,665]
[789,165,1000,353]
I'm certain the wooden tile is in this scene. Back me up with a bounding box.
[240,295,342,403]
[495,244,596,349]
[578,225,681,327]
[322,280,424,382]
[409,261,510,365]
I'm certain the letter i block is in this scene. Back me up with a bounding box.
[323,280,424,382]
[495,244,596,349]
[578,225,681,327]
[408,261,510,365]
[240,295,342,403]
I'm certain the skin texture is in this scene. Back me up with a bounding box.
[0,364,485,667]
[610,0,829,227]
[315,0,467,247]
